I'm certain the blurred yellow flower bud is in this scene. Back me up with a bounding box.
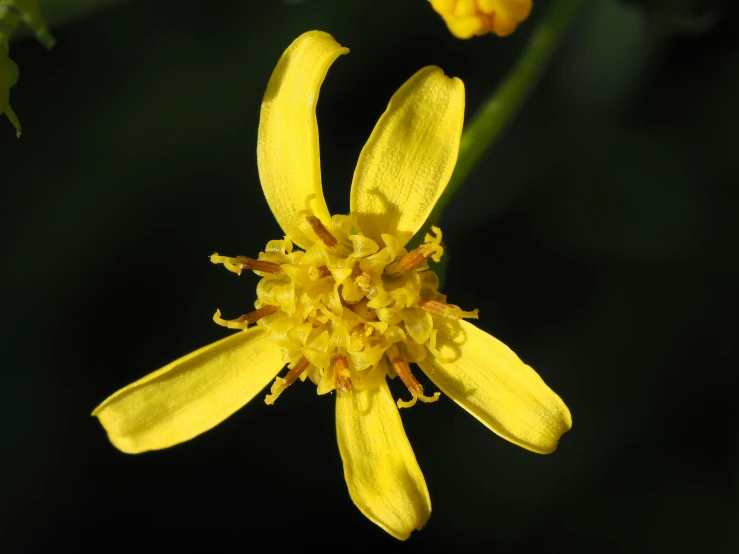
[430,0,533,39]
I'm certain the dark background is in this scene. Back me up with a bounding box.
[2,0,737,551]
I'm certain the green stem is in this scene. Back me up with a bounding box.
[419,0,586,241]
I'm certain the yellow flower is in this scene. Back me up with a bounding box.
[92,31,571,540]
[430,0,533,39]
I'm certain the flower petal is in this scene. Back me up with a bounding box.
[350,66,464,247]
[418,321,572,454]
[92,328,284,454]
[335,380,431,540]
[257,31,349,248]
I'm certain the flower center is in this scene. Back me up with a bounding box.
[211,211,478,408]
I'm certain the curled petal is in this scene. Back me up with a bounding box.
[336,380,431,540]
[418,320,572,454]
[257,30,348,248]
[92,328,284,454]
[351,66,464,247]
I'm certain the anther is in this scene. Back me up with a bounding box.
[307,216,338,249]
[418,298,479,320]
[264,356,310,405]
[234,305,279,324]
[397,226,443,272]
[211,253,283,274]
[313,265,332,279]
[389,351,440,408]
[232,256,283,274]
[333,354,352,393]
[398,243,437,272]
[212,305,278,329]
[282,357,311,388]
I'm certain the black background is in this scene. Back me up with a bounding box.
[1,0,737,551]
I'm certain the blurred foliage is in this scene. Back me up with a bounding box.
[1,0,737,551]
[17,0,133,35]
[0,48,20,131]
[2,0,54,46]
[621,0,722,34]
[420,0,583,249]
[1,0,54,134]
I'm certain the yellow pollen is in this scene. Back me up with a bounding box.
[334,354,352,393]
[418,298,479,320]
[353,268,371,292]
[307,216,338,248]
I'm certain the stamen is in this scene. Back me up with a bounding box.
[211,253,283,275]
[389,349,440,409]
[307,216,338,249]
[418,298,479,320]
[212,305,278,329]
[232,256,283,274]
[282,357,311,387]
[333,354,352,393]
[310,265,332,280]
[264,357,310,405]
[398,243,437,272]
[397,226,444,271]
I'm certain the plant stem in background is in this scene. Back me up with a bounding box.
[1,0,54,47]
[1,0,56,135]
[12,0,133,38]
[417,0,586,244]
